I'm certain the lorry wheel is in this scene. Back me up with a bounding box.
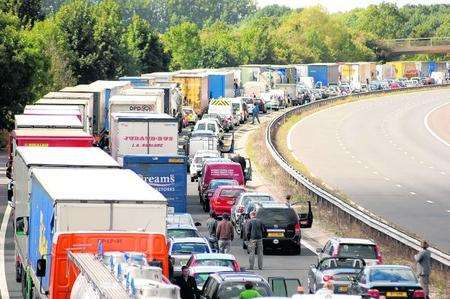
[16,263,22,283]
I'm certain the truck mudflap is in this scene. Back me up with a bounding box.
[220,132,234,153]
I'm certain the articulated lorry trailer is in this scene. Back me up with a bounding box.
[11,147,120,286]
[23,167,168,298]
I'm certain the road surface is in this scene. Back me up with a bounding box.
[289,88,450,253]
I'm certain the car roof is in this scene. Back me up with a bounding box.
[215,272,266,282]
[366,265,412,270]
[216,185,246,191]
[194,150,220,157]
[167,213,195,225]
[171,237,208,243]
[167,224,197,230]
[331,237,376,245]
[240,192,273,198]
[255,202,289,209]
[193,253,236,260]
[189,266,234,273]
[196,119,218,125]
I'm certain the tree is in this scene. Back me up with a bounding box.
[54,0,99,83]
[0,12,44,129]
[124,14,169,74]
[93,0,128,79]
[0,0,43,26]
[162,21,202,70]
[199,22,238,68]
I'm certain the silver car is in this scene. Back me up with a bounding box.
[307,257,365,294]
[231,192,274,234]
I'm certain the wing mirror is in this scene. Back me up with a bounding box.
[194,222,202,227]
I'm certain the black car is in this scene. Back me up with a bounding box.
[200,272,272,299]
[348,265,426,299]
[242,202,313,255]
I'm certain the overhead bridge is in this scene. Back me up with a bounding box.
[381,37,450,55]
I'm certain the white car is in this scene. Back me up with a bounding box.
[190,150,221,181]
[194,119,223,136]
[231,192,274,229]
[168,237,212,276]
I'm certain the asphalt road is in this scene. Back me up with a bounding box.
[289,88,450,253]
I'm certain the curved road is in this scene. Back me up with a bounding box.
[289,88,450,253]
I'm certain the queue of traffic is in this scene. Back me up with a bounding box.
[5,61,443,299]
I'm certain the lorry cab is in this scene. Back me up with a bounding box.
[208,98,239,128]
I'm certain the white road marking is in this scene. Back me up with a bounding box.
[424,101,450,147]
[364,166,369,169]
[345,151,350,154]
[357,160,362,164]
[419,161,424,164]
[384,177,391,181]
[440,171,446,175]
[446,210,450,213]
[351,155,355,159]
[404,151,408,155]
[410,192,416,195]
[0,205,11,299]
[426,200,434,204]
[396,184,403,188]
[429,166,434,169]
[372,171,379,175]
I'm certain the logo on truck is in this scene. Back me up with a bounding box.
[129,104,155,112]
[139,174,176,192]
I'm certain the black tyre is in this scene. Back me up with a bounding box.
[292,244,301,255]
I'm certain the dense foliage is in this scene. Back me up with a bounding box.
[0,0,449,129]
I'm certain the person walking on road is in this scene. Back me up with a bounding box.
[206,211,218,238]
[239,282,261,299]
[231,154,247,176]
[175,266,200,299]
[251,101,260,124]
[246,211,266,270]
[414,240,431,298]
[216,213,234,253]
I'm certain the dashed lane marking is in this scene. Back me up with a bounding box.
[426,200,434,204]
[0,205,11,299]
[384,177,390,181]
[396,184,403,188]
[410,192,416,195]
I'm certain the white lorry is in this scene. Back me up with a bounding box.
[108,95,165,128]
[14,114,83,130]
[25,167,168,297]
[11,146,120,284]
[208,98,239,128]
[110,112,179,165]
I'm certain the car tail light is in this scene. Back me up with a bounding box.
[367,289,380,298]
[375,244,383,264]
[233,261,241,271]
[237,206,244,213]
[323,275,333,282]
[413,290,425,298]
[294,222,301,234]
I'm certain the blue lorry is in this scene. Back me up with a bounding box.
[123,155,188,213]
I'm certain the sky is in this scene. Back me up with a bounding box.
[256,0,450,13]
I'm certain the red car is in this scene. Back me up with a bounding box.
[389,82,400,90]
[210,185,246,217]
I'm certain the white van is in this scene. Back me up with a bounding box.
[208,98,239,128]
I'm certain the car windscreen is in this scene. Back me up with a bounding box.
[244,196,272,205]
[319,258,364,270]
[194,273,212,287]
[171,243,210,254]
[207,124,216,132]
[217,281,271,299]
[197,123,206,130]
[167,229,200,239]
[338,244,377,259]
[369,268,417,283]
[257,208,298,226]
[183,109,193,115]
[232,103,240,111]
[220,189,244,197]
[196,259,234,268]
[209,180,237,189]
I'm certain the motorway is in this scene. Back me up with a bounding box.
[289,88,450,253]
[0,122,318,298]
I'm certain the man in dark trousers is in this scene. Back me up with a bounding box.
[414,241,431,299]
[175,266,200,299]
[246,211,266,270]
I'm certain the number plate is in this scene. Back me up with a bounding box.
[338,286,348,293]
[386,291,407,297]
[267,232,283,237]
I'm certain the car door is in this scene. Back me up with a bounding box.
[268,277,302,297]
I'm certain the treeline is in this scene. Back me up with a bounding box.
[0,0,449,129]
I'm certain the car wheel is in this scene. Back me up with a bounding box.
[242,241,247,250]
[292,244,301,255]
[16,263,22,283]
[203,199,210,212]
